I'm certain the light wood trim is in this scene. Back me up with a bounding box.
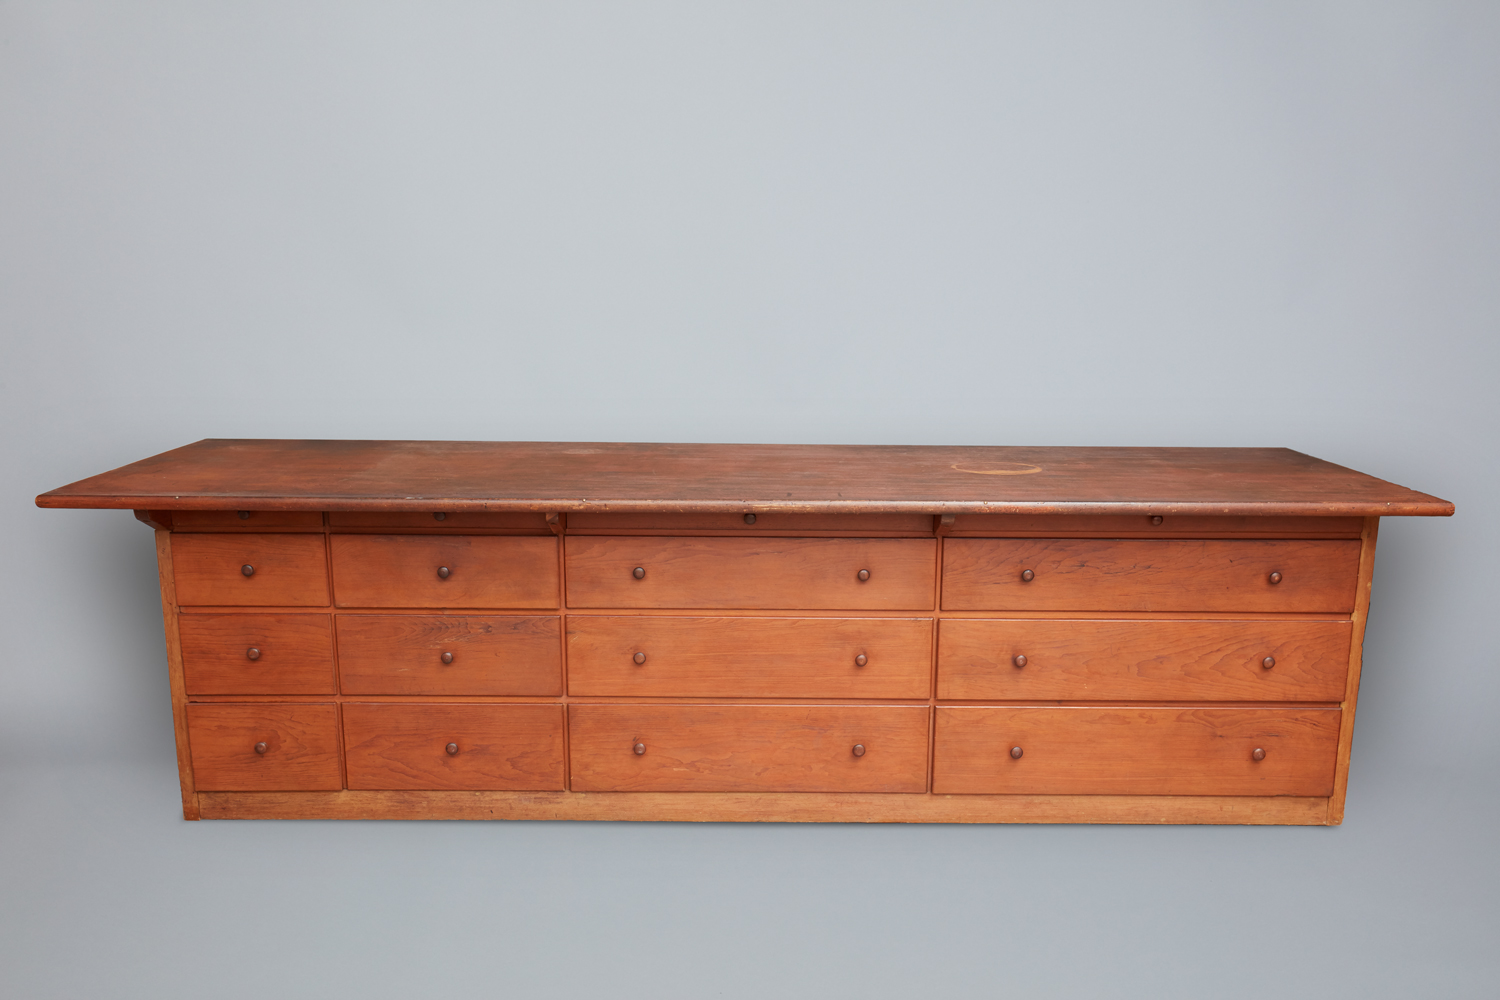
[1327,516,1379,824]
[155,530,199,820]
[196,789,1331,824]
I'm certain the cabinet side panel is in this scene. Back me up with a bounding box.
[156,530,199,820]
[1328,517,1379,824]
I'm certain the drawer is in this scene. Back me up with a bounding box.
[932,706,1340,795]
[172,534,330,607]
[568,705,930,792]
[567,512,933,534]
[942,538,1361,612]
[172,511,324,530]
[565,537,936,610]
[937,619,1350,701]
[185,703,342,791]
[336,615,562,695]
[180,613,336,695]
[329,511,551,532]
[566,616,932,698]
[342,703,564,790]
[946,515,1364,537]
[330,535,558,608]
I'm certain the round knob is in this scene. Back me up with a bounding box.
[852,744,866,757]
[633,652,647,665]
[857,569,870,582]
[237,510,251,520]
[253,742,268,754]
[241,564,255,577]
[1262,656,1276,670]
[433,512,447,521]
[1020,569,1034,582]
[633,566,646,580]
[1150,515,1163,526]
[446,743,459,756]
[743,513,757,525]
[437,566,451,579]
[855,653,868,667]
[441,652,454,665]
[1268,571,1283,585]
[1013,654,1027,668]
[246,647,261,662]
[1010,746,1024,759]
[1252,747,1266,761]
[633,743,646,755]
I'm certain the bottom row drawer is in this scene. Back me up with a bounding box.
[186,703,1340,797]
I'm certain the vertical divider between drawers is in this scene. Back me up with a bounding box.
[928,530,945,794]
[557,519,571,791]
[323,514,350,790]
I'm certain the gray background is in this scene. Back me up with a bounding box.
[2,3,1496,997]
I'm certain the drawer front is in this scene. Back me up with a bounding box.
[937,619,1350,701]
[343,703,564,790]
[569,705,930,792]
[566,616,932,698]
[186,703,342,790]
[172,534,330,607]
[330,535,558,608]
[933,706,1340,795]
[337,615,562,695]
[172,511,324,530]
[180,614,336,695]
[942,538,1361,612]
[567,512,933,534]
[565,537,937,610]
[329,512,551,532]
[947,515,1364,537]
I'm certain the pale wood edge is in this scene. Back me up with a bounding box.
[1327,516,1379,825]
[196,790,1331,825]
[155,529,200,820]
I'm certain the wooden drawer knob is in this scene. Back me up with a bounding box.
[433,512,447,521]
[857,569,870,582]
[1150,515,1163,526]
[1010,746,1024,759]
[1012,654,1027,668]
[1268,571,1283,585]
[241,564,255,577]
[254,742,268,754]
[441,651,454,664]
[437,566,451,579]
[633,566,646,580]
[1020,569,1034,582]
[246,647,261,661]
[1262,656,1276,670]
[1252,747,1266,761]
[743,513,756,524]
[237,510,251,520]
[446,743,459,755]
[852,744,866,757]
[633,652,647,665]
[854,653,868,667]
[633,742,646,755]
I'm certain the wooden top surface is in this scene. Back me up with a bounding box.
[35,440,1453,516]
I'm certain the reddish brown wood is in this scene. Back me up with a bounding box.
[330,535,558,608]
[1329,517,1380,824]
[566,616,932,698]
[35,440,1454,516]
[342,703,564,790]
[329,511,551,531]
[567,512,934,534]
[569,704,930,792]
[185,702,342,791]
[172,534,331,607]
[942,538,1362,612]
[933,706,1341,795]
[155,531,199,818]
[937,619,1350,702]
[180,613,336,695]
[336,615,562,696]
[947,514,1365,537]
[173,511,323,530]
[565,537,936,610]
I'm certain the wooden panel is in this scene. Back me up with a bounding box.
[337,615,561,696]
[942,538,1361,612]
[1329,516,1380,824]
[948,514,1364,537]
[937,619,1350,701]
[569,705,929,792]
[343,703,564,791]
[567,616,931,698]
[171,534,330,607]
[566,537,936,610]
[185,702,341,791]
[172,510,323,530]
[567,512,933,533]
[329,511,550,531]
[155,530,199,819]
[330,535,558,608]
[933,706,1341,796]
[37,440,1455,516]
[180,614,335,695]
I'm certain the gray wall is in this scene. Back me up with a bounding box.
[2,3,1496,997]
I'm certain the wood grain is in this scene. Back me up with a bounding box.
[185,702,342,791]
[566,537,936,610]
[171,534,330,607]
[342,703,564,790]
[331,534,558,608]
[172,511,323,530]
[180,613,336,695]
[942,538,1362,612]
[155,530,199,819]
[566,512,933,534]
[937,619,1350,701]
[933,706,1341,796]
[1328,516,1380,824]
[948,514,1364,537]
[336,615,562,696]
[329,511,550,531]
[569,704,930,792]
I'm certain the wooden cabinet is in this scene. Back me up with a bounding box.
[36,440,1453,824]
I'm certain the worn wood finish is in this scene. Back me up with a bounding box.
[566,616,932,698]
[180,613,336,695]
[567,512,933,534]
[171,533,331,607]
[155,530,199,819]
[569,704,930,792]
[937,619,1350,702]
[1328,517,1380,824]
[331,535,558,608]
[943,538,1362,612]
[948,514,1365,537]
[342,703,564,790]
[329,511,551,531]
[933,706,1341,796]
[172,511,324,530]
[566,537,937,610]
[336,615,562,696]
[185,702,342,791]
